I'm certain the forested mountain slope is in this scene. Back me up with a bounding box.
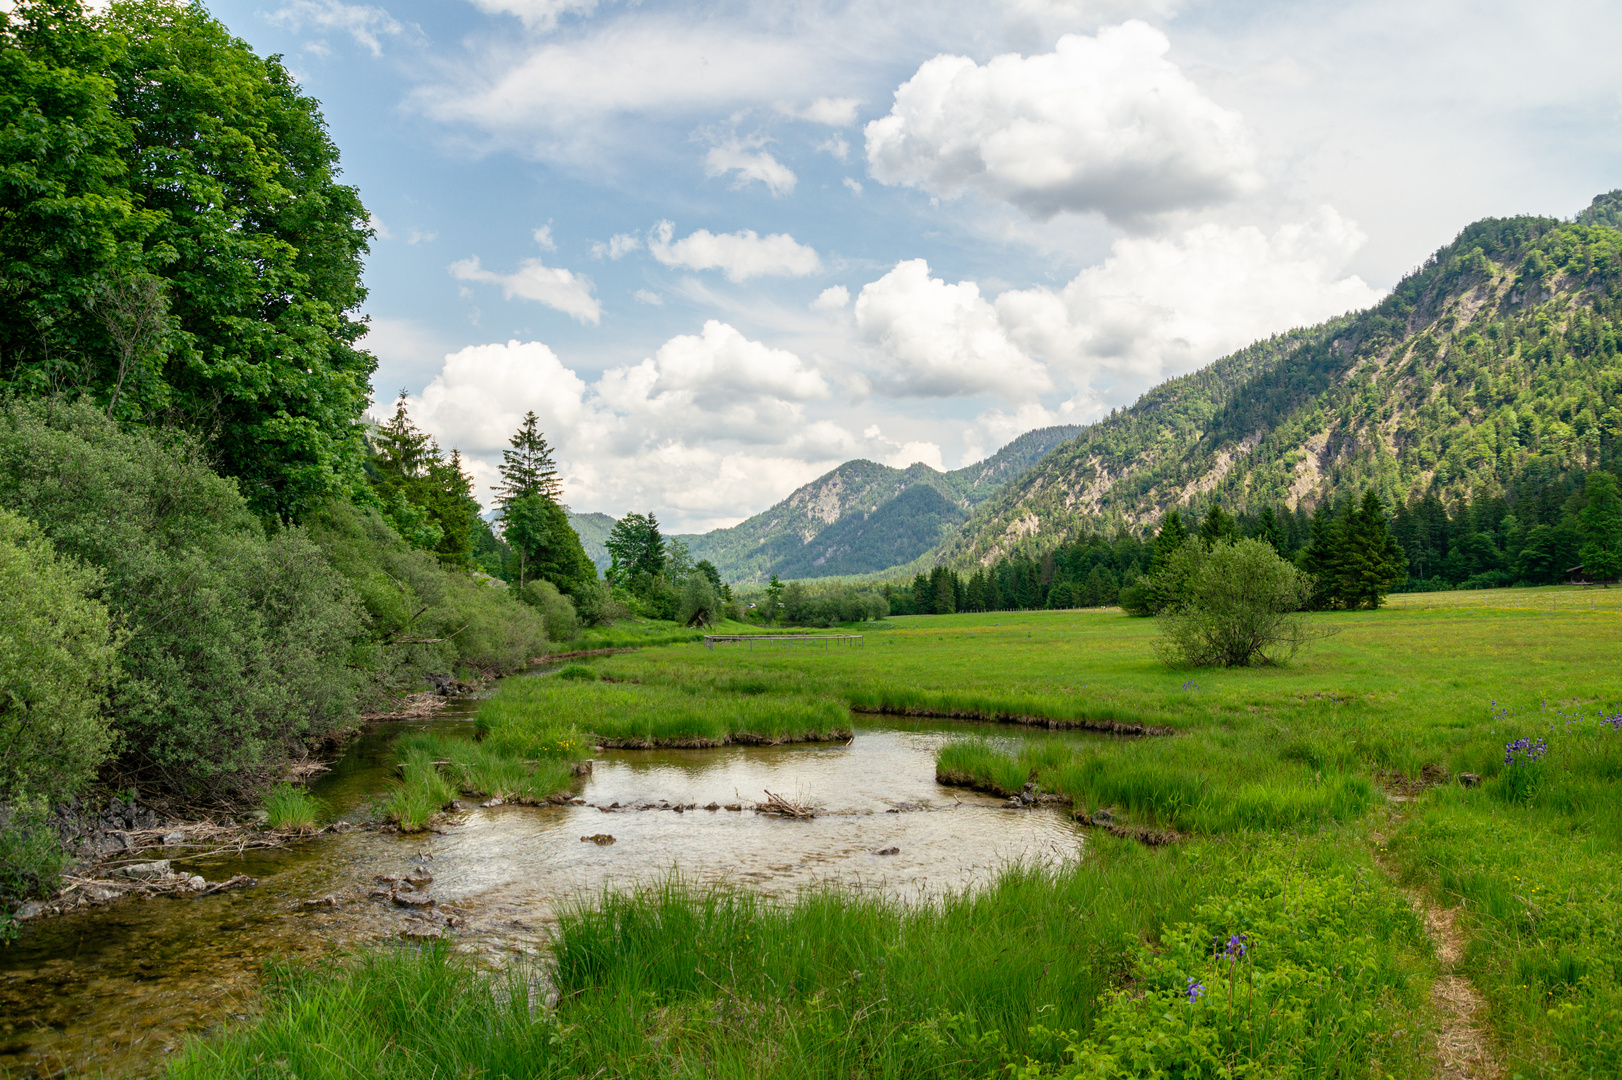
[566,511,616,572]
[673,424,1082,582]
[943,194,1622,567]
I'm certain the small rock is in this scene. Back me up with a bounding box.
[705,803,720,811]
[874,847,900,856]
[115,860,172,880]
[1005,797,1024,809]
[1091,809,1115,825]
[247,810,270,825]
[580,834,616,845]
[673,805,684,814]
[725,804,742,812]
[1458,773,1482,788]
[162,831,186,846]
[569,798,586,805]
[402,924,444,940]
[406,869,433,886]
[375,874,403,884]
[185,875,207,890]
[609,801,621,808]
[84,886,122,902]
[392,889,434,908]
[482,797,504,808]
[303,895,339,909]
[15,901,44,921]
[95,833,129,856]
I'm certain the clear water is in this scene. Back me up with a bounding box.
[0,705,1089,1078]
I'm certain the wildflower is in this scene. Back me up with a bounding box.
[1186,977,1205,1003]
[1503,737,1548,767]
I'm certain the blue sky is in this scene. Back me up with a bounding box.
[207,0,1622,531]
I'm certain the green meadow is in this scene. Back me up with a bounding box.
[194,588,1620,1077]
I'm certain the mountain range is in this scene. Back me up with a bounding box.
[573,192,1622,584]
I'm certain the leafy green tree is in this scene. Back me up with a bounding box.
[605,512,666,584]
[763,574,785,625]
[0,2,379,517]
[501,494,551,590]
[0,508,122,805]
[1155,539,1320,668]
[695,559,722,589]
[1580,472,1622,584]
[678,572,721,628]
[496,410,562,506]
[1339,491,1407,608]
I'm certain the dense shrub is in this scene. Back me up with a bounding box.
[0,401,361,795]
[1155,539,1319,668]
[0,508,121,804]
[521,579,580,643]
[305,500,547,682]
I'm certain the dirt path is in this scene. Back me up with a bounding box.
[1374,810,1501,1079]
[1420,900,1501,1079]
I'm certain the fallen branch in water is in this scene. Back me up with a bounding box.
[756,789,815,818]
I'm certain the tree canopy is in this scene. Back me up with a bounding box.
[0,0,375,519]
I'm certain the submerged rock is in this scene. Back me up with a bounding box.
[724,804,742,812]
[392,889,434,908]
[874,847,900,856]
[704,803,720,811]
[581,834,616,845]
[115,860,172,880]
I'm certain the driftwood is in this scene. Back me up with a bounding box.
[755,789,815,818]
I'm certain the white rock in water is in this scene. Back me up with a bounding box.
[115,860,172,879]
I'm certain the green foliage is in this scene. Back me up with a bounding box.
[303,500,546,684]
[556,663,598,681]
[0,797,68,932]
[381,743,457,832]
[262,783,323,832]
[1579,471,1622,581]
[1156,539,1319,668]
[0,401,361,795]
[0,507,121,804]
[494,409,561,505]
[520,578,579,643]
[677,571,720,627]
[606,511,667,584]
[1022,848,1427,1078]
[367,395,480,568]
[0,0,377,518]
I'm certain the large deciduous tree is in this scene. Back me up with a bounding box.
[0,0,376,519]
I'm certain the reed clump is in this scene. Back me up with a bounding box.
[262,783,324,832]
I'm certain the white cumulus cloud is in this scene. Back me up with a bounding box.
[704,139,798,196]
[795,96,862,126]
[812,285,850,312]
[854,259,1052,400]
[994,205,1383,385]
[864,22,1256,224]
[448,255,602,324]
[592,233,641,259]
[648,221,821,281]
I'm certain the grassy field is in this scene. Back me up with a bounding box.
[190,587,1620,1077]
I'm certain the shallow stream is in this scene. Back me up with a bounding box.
[0,685,1091,1077]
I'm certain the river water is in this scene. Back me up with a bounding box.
[0,695,1089,1078]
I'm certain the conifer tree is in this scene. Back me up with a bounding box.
[1340,490,1407,608]
[1580,472,1622,584]
[496,411,562,507]
[1256,505,1285,551]
[1198,503,1237,548]
[1299,501,1343,609]
[1152,509,1187,568]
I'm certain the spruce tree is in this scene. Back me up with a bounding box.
[1256,505,1285,551]
[1299,501,1343,609]
[1198,503,1237,548]
[1340,490,1407,608]
[1152,509,1187,568]
[1579,472,1622,584]
[497,411,562,507]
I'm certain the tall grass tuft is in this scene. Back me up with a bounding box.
[382,745,458,832]
[262,783,324,831]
